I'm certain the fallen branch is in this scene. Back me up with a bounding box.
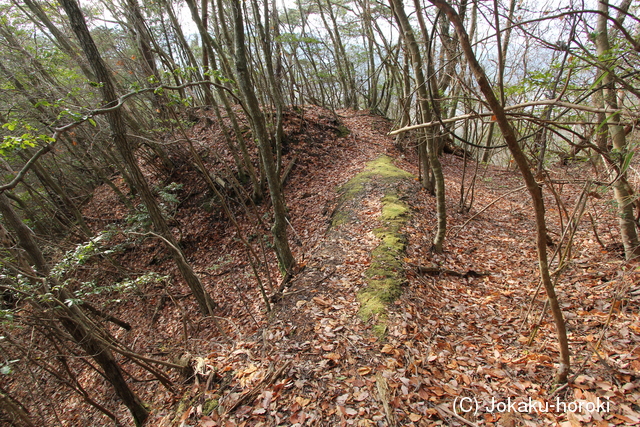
[409,263,490,278]
[432,402,480,427]
[280,155,297,186]
[224,360,292,414]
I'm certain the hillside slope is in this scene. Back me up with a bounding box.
[7,108,638,427]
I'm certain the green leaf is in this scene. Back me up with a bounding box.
[589,71,608,91]
[595,111,620,133]
[2,121,17,131]
[622,151,634,173]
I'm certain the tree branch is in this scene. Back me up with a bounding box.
[0,81,241,193]
[389,99,640,135]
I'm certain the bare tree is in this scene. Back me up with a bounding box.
[427,0,570,383]
[231,0,296,272]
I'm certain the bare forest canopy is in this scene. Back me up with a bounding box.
[0,0,639,425]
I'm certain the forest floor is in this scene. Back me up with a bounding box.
[47,107,640,426]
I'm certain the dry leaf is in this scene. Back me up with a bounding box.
[295,396,311,407]
[313,296,331,306]
[381,344,395,354]
[409,413,422,422]
[357,366,372,375]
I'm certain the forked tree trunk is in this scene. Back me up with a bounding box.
[231,0,295,272]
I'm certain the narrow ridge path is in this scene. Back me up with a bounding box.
[205,111,418,426]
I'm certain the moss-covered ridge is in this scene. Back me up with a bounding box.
[337,155,413,201]
[333,155,414,336]
[332,155,413,228]
[359,191,411,337]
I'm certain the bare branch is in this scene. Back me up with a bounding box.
[389,99,640,135]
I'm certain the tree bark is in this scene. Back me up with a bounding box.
[0,192,149,426]
[0,384,36,427]
[185,0,263,200]
[390,0,446,252]
[19,0,96,81]
[594,0,640,260]
[231,0,295,272]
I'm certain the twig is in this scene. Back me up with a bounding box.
[389,98,640,135]
[0,81,242,193]
[224,360,291,414]
[280,155,297,186]
[424,401,480,427]
[450,186,527,238]
[549,382,571,398]
[81,301,131,330]
[588,212,607,249]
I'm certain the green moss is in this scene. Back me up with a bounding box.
[365,156,413,180]
[329,155,413,338]
[203,398,219,415]
[337,155,414,203]
[356,164,412,338]
[372,230,406,249]
[372,322,388,337]
[381,194,409,221]
[175,392,200,421]
[337,124,351,137]
[331,210,350,228]
[359,230,407,325]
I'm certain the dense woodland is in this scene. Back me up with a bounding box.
[0,0,639,425]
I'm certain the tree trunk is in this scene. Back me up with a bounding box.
[185,0,263,200]
[19,0,96,81]
[231,0,295,272]
[0,384,36,427]
[390,0,446,252]
[594,0,640,260]
[0,192,149,426]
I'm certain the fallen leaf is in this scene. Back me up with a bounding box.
[381,344,394,354]
[313,297,331,306]
[409,413,422,422]
[357,366,372,375]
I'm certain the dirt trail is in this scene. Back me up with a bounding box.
[161,111,418,426]
[256,112,416,425]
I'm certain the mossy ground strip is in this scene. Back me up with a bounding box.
[333,155,414,337]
